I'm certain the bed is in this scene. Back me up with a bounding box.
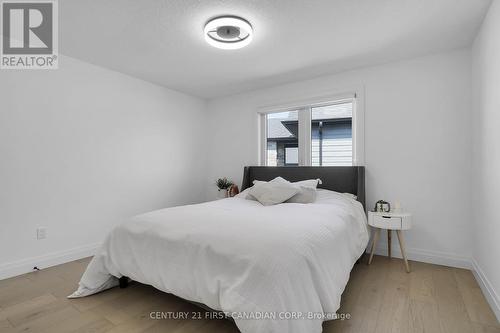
[69,166,368,333]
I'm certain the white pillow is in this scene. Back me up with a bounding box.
[248,182,298,206]
[316,189,358,203]
[252,176,288,186]
[253,177,321,188]
[286,186,317,204]
[234,187,251,198]
[246,177,289,201]
[249,177,321,204]
[292,179,322,188]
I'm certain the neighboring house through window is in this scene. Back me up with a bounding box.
[311,102,353,166]
[260,93,363,166]
[265,110,299,166]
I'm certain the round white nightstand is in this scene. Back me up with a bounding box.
[367,211,412,273]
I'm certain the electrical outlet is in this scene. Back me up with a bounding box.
[37,227,47,240]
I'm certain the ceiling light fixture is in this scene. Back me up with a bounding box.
[204,16,253,50]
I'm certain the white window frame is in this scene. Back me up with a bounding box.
[258,90,365,166]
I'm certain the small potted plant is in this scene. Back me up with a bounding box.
[216,177,234,199]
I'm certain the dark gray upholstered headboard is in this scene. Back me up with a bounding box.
[241,166,365,209]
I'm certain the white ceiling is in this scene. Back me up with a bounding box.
[60,0,491,99]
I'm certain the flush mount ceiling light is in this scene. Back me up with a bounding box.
[204,16,253,50]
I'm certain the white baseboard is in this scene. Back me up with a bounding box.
[371,241,471,269]
[471,258,500,322]
[370,242,499,321]
[0,243,100,280]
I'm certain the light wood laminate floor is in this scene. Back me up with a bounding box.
[0,256,498,333]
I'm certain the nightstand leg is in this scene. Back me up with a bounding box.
[396,230,410,273]
[368,228,380,265]
[388,230,392,258]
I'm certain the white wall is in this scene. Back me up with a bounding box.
[472,0,500,321]
[0,55,207,279]
[206,49,473,268]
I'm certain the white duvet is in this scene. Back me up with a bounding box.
[69,190,368,333]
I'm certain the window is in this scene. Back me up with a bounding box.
[311,102,353,166]
[265,110,299,166]
[260,94,363,166]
